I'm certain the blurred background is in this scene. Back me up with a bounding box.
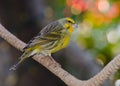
[0,0,120,86]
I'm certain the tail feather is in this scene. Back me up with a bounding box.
[9,49,38,71]
[9,61,21,70]
[9,56,27,71]
[9,56,28,70]
[9,52,29,71]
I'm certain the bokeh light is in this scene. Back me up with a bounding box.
[66,0,89,15]
[97,0,110,13]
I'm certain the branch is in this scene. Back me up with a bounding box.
[0,24,120,86]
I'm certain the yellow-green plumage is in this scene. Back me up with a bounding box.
[9,17,75,70]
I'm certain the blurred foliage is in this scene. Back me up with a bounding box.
[61,0,120,84]
[47,0,120,84]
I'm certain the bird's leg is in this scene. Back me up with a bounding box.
[41,50,56,62]
[41,50,61,67]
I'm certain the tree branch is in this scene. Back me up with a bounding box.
[0,23,120,86]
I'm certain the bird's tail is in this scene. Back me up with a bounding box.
[9,60,22,71]
[9,48,40,71]
[9,52,30,71]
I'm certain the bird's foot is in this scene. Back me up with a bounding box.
[41,50,61,67]
[49,56,61,67]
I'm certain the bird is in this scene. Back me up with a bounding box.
[9,17,76,70]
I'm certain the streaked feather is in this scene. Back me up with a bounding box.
[23,21,63,50]
[10,18,75,70]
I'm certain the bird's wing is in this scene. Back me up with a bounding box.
[23,21,64,50]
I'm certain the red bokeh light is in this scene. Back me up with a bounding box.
[107,4,119,19]
[66,0,89,12]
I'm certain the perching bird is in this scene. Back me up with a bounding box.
[9,17,76,70]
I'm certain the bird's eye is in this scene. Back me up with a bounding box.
[66,18,75,24]
[68,20,71,23]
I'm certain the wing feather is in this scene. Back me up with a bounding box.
[23,21,63,50]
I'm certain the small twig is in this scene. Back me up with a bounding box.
[0,24,120,86]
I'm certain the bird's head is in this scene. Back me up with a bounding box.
[58,17,76,34]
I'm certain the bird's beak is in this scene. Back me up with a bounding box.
[72,24,78,29]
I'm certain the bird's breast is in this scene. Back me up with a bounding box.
[60,35,70,48]
[50,34,70,53]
